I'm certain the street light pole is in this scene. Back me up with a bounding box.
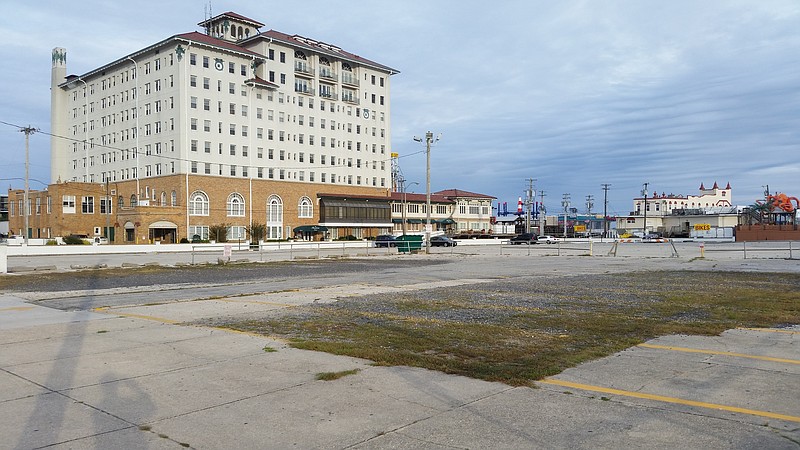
[641,182,649,236]
[561,193,570,238]
[20,126,37,245]
[601,183,611,240]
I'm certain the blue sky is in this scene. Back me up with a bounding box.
[1,1,798,215]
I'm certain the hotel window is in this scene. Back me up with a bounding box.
[189,191,209,216]
[81,196,94,214]
[227,193,245,217]
[190,76,197,87]
[203,56,209,68]
[298,197,313,218]
[62,196,76,214]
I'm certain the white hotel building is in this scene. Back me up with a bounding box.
[22,11,399,243]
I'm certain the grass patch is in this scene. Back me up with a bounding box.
[215,271,800,386]
[262,345,278,352]
[316,369,360,381]
[96,330,108,334]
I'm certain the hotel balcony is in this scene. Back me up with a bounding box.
[341,94,359,105]
[319,68,338,82]
[294,61,315,77]
[319,91,338,101]
[341,73,359,87]
[294,85,314,96]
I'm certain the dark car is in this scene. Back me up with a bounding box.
[430,236,457,247]
[374,234,397,247]
[509,233,538,245]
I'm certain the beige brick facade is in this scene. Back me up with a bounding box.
[8,178,388,243]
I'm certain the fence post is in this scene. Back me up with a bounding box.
[589,240,593,256]
[790,241,793,259]
[0,244,7,274]
[743,241,747,259]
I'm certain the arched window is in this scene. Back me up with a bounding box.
[171,190,177,207]
[130,194,137,207]
[118,195,124,208]
[319,57,330,66]
[298,196,313,218]
[227,193,245,217]
[245,29,250,38]
[267,195,283,240]
[189,191,210,216]
[295,50,307,60]
[342,63,352,72]
[160,191,167,207]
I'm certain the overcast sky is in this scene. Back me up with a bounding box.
[1,1,798,215]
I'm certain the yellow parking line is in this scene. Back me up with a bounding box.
[0,306,36,312]
[638,343,800,365]
[217,299,296,307]
[738,327,800,335]
[94,310,179,324]
[540,379,800,423]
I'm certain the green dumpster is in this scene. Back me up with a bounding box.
[395,235,423,253]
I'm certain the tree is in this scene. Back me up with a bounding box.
[246,222,266,243]
[209,224,229,243]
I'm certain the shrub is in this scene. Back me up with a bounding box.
[63,235,86,245]
[180,238,190,244]
[209,224,229,243]
[246,222,266,243]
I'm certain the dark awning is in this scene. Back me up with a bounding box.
[293,225,329,233]
[441,219,456,225]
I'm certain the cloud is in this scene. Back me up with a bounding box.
[2,0,799,213]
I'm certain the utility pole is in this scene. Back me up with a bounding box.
[601,183,611,239]
[525,178,536,234]
[20,126,37,246]
[413,131,440,254]
[561,193,571,238]
[641,182,649,236]
[585,194,594,214]
[539,190,546,236]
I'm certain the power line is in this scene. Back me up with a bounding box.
[0,119,425,177]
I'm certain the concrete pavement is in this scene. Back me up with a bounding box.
[2,255,800,448]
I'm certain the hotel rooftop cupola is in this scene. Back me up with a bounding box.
[198,11,264,42]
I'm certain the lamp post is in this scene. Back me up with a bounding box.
[641,182,649,236]
[561,193,570,238]
[401,179,419,236]
[20,126,37,245]
[413,131,440,254]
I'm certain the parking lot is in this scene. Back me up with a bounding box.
[1,247,799,448]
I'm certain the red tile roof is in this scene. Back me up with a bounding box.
[198,11,265,28]
[388,192,453,203]
[252,30,399,74]
[434,189,496,200]
[176,31,264,59]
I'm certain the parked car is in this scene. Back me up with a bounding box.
[509,233,538,245]
[374,234,397,247]
[537,235,559,244]
[430,236,457,247]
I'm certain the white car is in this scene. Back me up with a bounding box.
[537,235,559,244]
